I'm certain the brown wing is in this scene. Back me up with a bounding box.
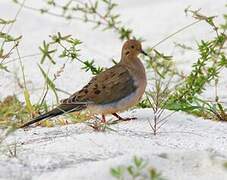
[61,64,137,105]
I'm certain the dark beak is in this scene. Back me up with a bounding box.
[141,50,148,56]
[141,49,153,60]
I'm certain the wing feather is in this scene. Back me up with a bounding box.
[62,64,137,105]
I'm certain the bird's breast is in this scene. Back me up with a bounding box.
[87,71,147,115]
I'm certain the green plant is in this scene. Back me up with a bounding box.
[37,32,104,104]
[17,32,106,127]
[14,0,185,78]
[0,96,29,128]
[165,9,227,121]
[145,81,176,135]
[39,32,104,73]
[0,121,17,144]
[223,162,227,169]
[0,18,22,72]
[0,1,37,130]
[6,0,227,126]
[14,0,134,41]
[138,8,227,123]
[111,156,165,180]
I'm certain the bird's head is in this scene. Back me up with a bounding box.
[121,39,147,61]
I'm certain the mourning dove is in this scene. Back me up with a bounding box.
[20,39,148,128]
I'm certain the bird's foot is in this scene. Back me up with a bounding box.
[88,114,136,131]
[110,113,137,124]
[88,122,105,131]
[88,121,116,132]
[88,115,114,132]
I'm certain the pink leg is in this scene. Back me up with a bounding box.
[112,113,137,121]
[101,114,106,123]
[89,115,106,131]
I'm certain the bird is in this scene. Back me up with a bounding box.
[20,39,148,128]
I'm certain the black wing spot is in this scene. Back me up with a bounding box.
[72,96,78,102]
[77,95,83,99]
[94,89,101,94]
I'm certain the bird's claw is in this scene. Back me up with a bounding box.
[109,117,137,124]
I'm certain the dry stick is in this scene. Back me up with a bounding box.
[146,92,158,135]
[150,94,176,134]
[55,88,72,96]
[0,42,20,63]
[151,20,201,49]
[3,53,41,65]
[156,111,176,126]
[156,84,176,120]
[38,86,49,107]
[156,77,172,106]
[156,119,170,132]
[147,119,155,132]
[15,45,27,89]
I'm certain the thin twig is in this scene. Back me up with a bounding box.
[151,20,201,49]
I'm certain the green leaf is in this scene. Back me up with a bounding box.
[217,103,225,115]
[24,89,33,113]
[110,166,125,179]
[149,168,164,180]
[134,156,143,168]
[223,162,227,169]
[38,65,59,102]
[0,18,15,25]
[0,32,21,42]
[127,166,134,176]
[0,64,9,72]
[39,41,57,64]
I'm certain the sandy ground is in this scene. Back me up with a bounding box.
[0,0,227,179]
[1,109,227,180]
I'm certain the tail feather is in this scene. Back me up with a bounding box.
[19,112,55,128]
[20,104,86,128]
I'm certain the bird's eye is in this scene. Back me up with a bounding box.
[131,45,135,49]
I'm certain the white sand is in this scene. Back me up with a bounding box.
[0,0,227,179]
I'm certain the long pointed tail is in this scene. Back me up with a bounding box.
[20,112,56,128]
[20,104,86,128]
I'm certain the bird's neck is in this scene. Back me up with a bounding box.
[121,56,146,80]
